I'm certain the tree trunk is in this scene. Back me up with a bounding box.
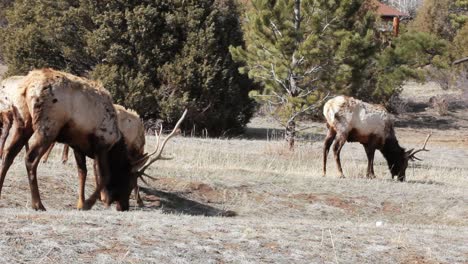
[294,0,301,34]
[285,119,296,151]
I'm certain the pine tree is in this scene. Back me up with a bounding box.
[230,0,378,149]
[410,0,467,41]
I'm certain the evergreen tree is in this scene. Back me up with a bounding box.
[409,0,467,88]
[410,0,467,41]
[230,0,378,149]
[375,31,449,95]
[0,0,256,136]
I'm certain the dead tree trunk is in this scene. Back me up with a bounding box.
[453,57,468,65]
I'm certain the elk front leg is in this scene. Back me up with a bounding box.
[62,144,69,164]
[86,150,109,208]
[134,185,143,207]
[25,132,54,211]
[333,135,347,178]
[364,144,376,179]
[73,149,89,210]
[323,127,336,177]
[42,142,55,163]
[92,159,107,202]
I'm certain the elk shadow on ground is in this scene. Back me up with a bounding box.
[382,179,445,186]
[405,180,445,185]
[138,187,237,217]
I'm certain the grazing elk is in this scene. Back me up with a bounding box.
[42,104,148,206]
[322,96,430,181]
[0,76,28,158]
[0,69,186,211]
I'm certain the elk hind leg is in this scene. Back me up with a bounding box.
[323,127,336,177]
[42,142,55,163]
[364,144,376,179]
[0,112,13,159]
[73,149,90,210]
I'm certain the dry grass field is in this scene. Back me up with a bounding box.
[0,70,467,263]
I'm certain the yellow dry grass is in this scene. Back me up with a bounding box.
[0,68,466,263]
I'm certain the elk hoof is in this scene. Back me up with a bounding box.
[367,174,376,179]
[137,199,144,208]
[33,202,46,211]
[339,174,346,179]
[77,200,91,210]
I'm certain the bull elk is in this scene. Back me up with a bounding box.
[323,96,431,181]
[0,69,186,211]
[42,104,148,206]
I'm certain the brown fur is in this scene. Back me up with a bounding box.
[41,104,146,206]
[323,96,410,181]
[0,69,135,211]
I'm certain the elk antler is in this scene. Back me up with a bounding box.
[407,132,432,161]
[133,109,188,175]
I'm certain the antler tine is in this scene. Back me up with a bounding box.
[138,109,187,174]
[147,125,163,158]
[409,132,432,158]
[131,125,162,168]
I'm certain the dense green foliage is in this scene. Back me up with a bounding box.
[0,0,257,136]
[409,0,467,87]
[375,31,449,94]
[410,0,467,41]
[230,0,448,147]
[231,0,380,148]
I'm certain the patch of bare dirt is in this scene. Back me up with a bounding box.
[401,254,444,264]
[286,193,366,213]
[381,201,401,214]
[324,195,358,212]
[290,193,320,202]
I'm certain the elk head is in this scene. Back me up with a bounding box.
[131,109,188,185]
[392,133,432,181]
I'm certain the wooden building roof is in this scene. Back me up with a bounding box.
[376,2,408,17]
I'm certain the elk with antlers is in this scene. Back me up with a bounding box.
[0,69,186,211]
[323,96,430,181]
[41,104,174,207]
